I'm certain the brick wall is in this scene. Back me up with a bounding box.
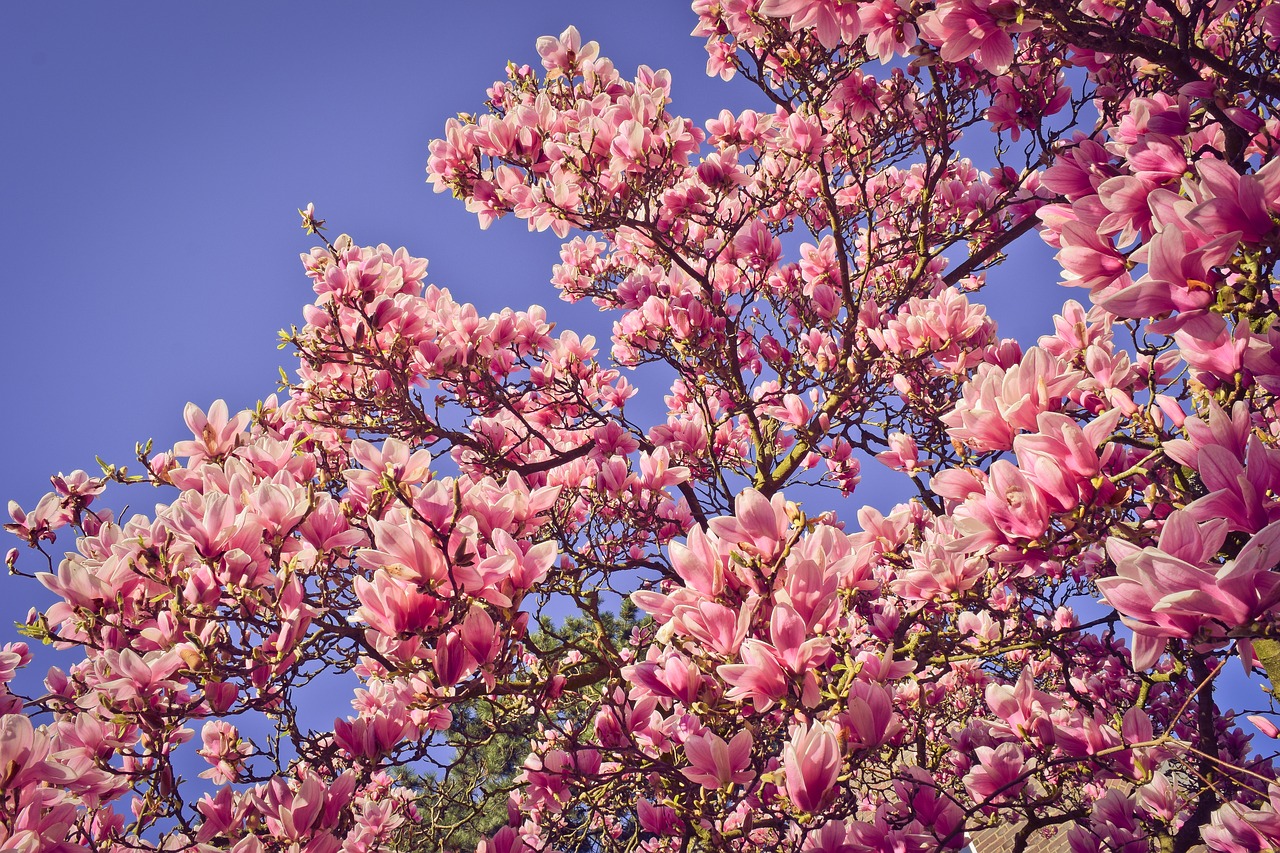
[969,822,1208,851]
[970,821,1073,852]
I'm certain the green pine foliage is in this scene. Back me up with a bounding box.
[396,605,642,851]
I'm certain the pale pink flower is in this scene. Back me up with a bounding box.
[782,721,842,812]
[197,720,252,785]
[1099,513,1280,669]
[535,26,599,76]
[717,639,788,712]
[680,729,754,789]
[963,742,1027,802]
[759,0,863,50]
[174,400,250,462]
[707,487,791,561]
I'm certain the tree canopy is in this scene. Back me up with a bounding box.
[7,1,1280,851]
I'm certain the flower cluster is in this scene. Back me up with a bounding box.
[8,0,1280,850]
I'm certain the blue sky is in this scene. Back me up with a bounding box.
[1,1,739,619]
[3,2,1058,673]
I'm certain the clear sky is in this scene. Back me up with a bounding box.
[1,2,1060,676]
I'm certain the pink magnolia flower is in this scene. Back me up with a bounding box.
[943,348,1081,452]
[536,26,599,76]
[460,605,502,667]
[1173,313,1249,385]
[5,493,68,545]
[1189,158,1275,243]
[1013,410,1119,513]
[637,799,681,835]
[782,721,842,812]
[1188,447,1280,533]
[0,714,77,789]
[1053,211,1134,294]
[0,643,30,688]
[432,630,478,688]
[707,487,791,562]
[637,446,691,490]
[680,729,755,789]
[358,516,449,587]
[985,668,1058,744]
[667,524,725,598]
[478,826,534,853]
[963,741,1027,802]
[623,649,704,706]
[858,0,918,62]
[1136,771,1183,823]
[174,400,251,463]
[1201,784,1280,852]
[1097,174,1156,246]
[758,0,863,50]
[353,572,446,637]
[474,530,558,592]
[1248,715,1280,739]
[334,711,412,760]
[769,603,834,674]
[1127,133,1188,182]
[1100,227,1237,322]
[671,598,755,656]
[845,681,900,749]
[777,547,843,631]
[1099,513,1280,669]
[717,639,789,712]
[1041,138,1116,201]
[197,720,252,785]
[918,0,1039,74]
[951,460,1051,553]
[875,432,921,473]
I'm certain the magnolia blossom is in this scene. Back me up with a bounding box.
[783,722,843,812]
[680,729,755,789]
[1100,514,1280,669]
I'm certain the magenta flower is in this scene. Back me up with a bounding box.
[919,0,1039,74]
[1189,158,1275,243]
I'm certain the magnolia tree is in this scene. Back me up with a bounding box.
[7,1,1280,851]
